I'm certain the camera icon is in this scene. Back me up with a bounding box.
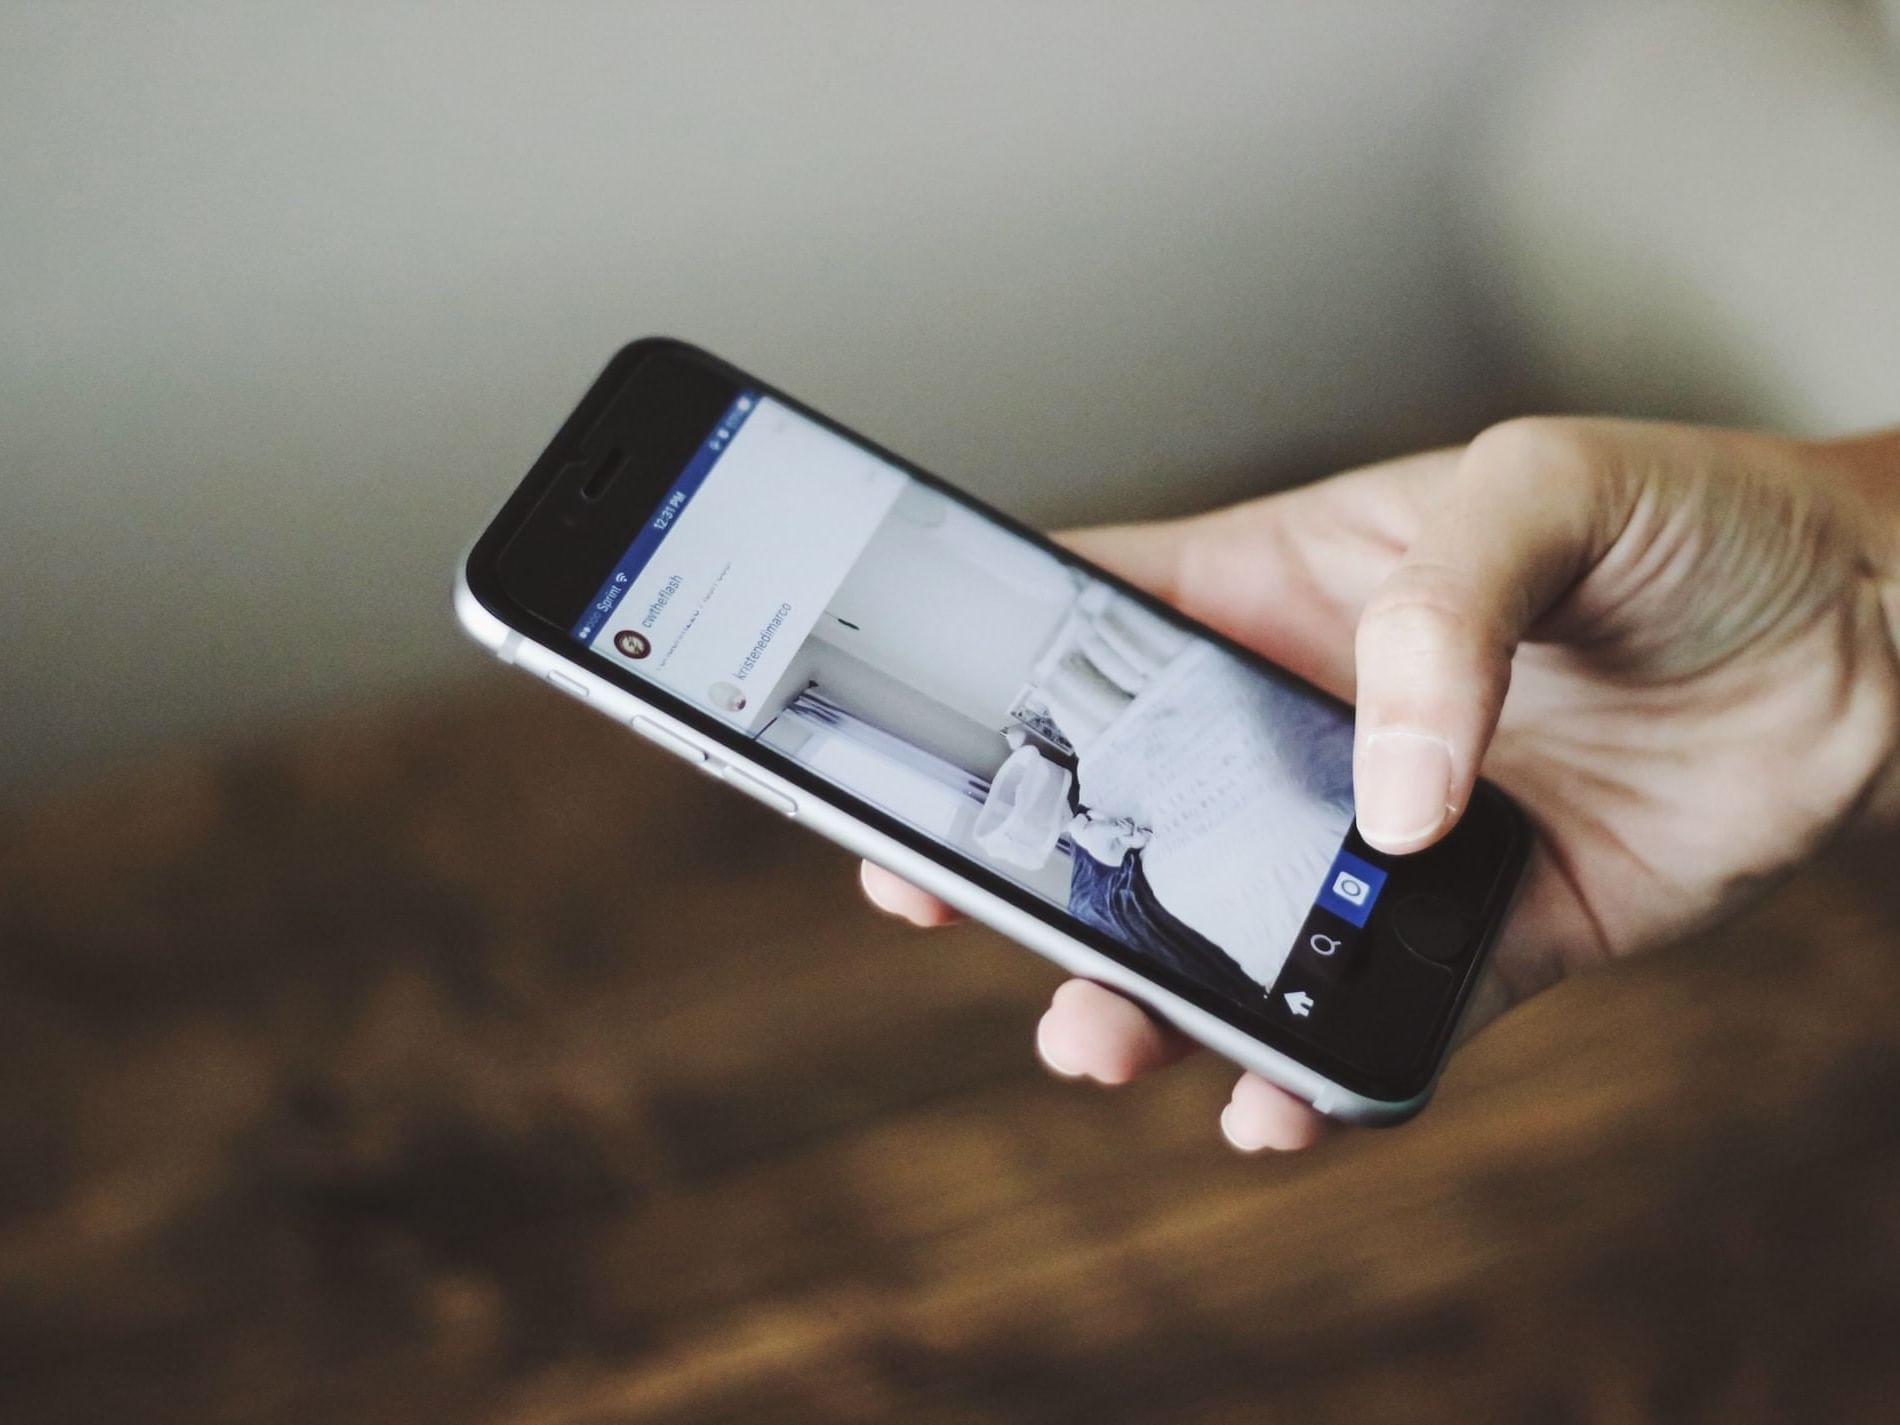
[1331,871,1371,907]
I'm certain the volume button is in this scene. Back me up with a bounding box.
[630,716,708,766]
[720,767,798,817]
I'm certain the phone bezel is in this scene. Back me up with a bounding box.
[461,338,1529,1107]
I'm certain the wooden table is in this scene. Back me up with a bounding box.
[4,678,1898,1424]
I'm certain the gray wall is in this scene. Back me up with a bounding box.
[1477,0,1900,432]
[0,2,1533,798]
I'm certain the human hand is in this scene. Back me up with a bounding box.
[862,418,1900,1151]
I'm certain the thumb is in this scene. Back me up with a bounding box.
[1351,420,1628,853]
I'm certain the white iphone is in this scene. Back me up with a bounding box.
[457,339,1529,1124]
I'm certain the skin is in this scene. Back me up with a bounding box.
[861,417,1900,1152]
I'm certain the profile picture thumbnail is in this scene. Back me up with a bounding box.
[614,629,652,659]
[709,681,748,713]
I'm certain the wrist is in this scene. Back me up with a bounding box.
[1824,428,1900,834]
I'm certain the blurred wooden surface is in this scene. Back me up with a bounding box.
[3,679,1899,1425]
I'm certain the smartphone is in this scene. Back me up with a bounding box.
[457,339,1529,1124]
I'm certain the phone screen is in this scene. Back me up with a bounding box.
[566,389,1396,1021]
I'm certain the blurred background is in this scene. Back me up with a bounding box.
[4,3,1900,1422]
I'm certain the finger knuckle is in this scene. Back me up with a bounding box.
[1460,416,1602,498]
[1357,576,1479,659]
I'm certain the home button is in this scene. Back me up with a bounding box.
[1392,895,1468,965]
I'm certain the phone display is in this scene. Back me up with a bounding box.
[575,389,1364,1005]
[464,341,1528,1118]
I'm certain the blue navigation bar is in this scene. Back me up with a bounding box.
[571,392,759,640]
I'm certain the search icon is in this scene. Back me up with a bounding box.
[1309,932,1342,958]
